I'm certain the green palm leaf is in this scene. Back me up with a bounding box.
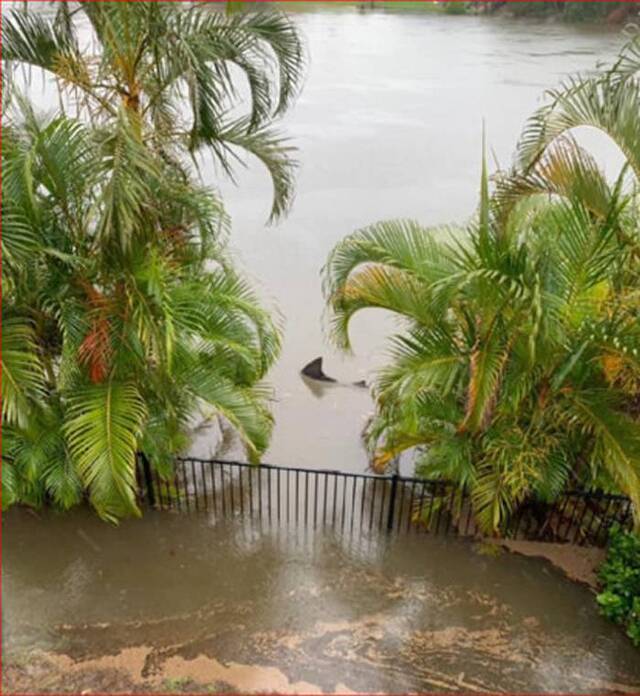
[181,360,273,461]
[516,75,640,181]
[495,136,613,223]
[1,318,45,428]
[564,390,640,513]
[64,381,147,522]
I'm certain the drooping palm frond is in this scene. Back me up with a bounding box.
[329,264,447,351]
[377,327,465,403]
[232,10,305,119]
[471,461,520,535]
[562,389,640,513]
[460,327,513,435]
[323,219,458,294]
[515,74,640,181]
[157,6,304,132]
[1,209,39,274]
[2,106,97,257]
[26,115,98,221]
[177,354,274,461]
[96,108,163,252]
[199,269,282,379]
[495,136,614,223]
[64,380,148,522]
[1,318,45,428]
[210,120,298,223]
[2,8,81,75]
[323,219,461,350]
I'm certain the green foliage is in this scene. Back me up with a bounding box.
[1,318,45,429]
[597,526,640,646]
[2,2,304,222]
[324,37,640,535]
[442,3,469,16]
[505,2,635,22]
[2,2,304,520]
[64,382,148,521]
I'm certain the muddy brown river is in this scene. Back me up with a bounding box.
[3,4,639,693]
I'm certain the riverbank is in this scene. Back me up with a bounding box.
[277,1,639,25]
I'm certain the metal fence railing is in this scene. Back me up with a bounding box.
[136,455,634,546]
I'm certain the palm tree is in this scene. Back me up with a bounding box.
[496,33,640,413]
[512,35,640,182]
[323,41,640,534]
[2,3,304,521]
[2,1,304,221]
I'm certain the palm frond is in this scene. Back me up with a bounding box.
[323,219,458,296]
[495,136,613,223]
[563,389,640,513]
[179,359,273,461]
[1,209,39,272]
[64,380,148,522]
[1,317,45,428]
[2,8,79,74]
[516,75,640,180]
[206,119,298,222]
[96,108,161,251]
[377,327,465,402]
[232,10,305,118]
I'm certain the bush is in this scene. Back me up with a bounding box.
[504,1,635,22]
[442,2,468,15]
[597,526,640,647]
[507,2,557,17]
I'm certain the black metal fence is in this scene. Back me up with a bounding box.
[136,455,634,546]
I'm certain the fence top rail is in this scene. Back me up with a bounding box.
[175,456,450,485]
[146,454,453,488]
[172,457,632,504]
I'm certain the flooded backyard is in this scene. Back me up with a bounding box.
[4,507,640,693]
[3,5,639,693]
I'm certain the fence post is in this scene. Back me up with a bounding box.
[386,473,399,532]
[140,452,156,508]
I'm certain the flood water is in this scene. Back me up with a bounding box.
[4,507,640,692]
[210,6,628,472]
[4,5,639,693]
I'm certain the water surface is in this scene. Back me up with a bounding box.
[4,507,640,692]
[4,8,638,693]
[210,9,626,471]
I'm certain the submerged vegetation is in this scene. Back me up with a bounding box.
[324,36,640,535]
[1,2,304,521]
[490,1,639,23]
